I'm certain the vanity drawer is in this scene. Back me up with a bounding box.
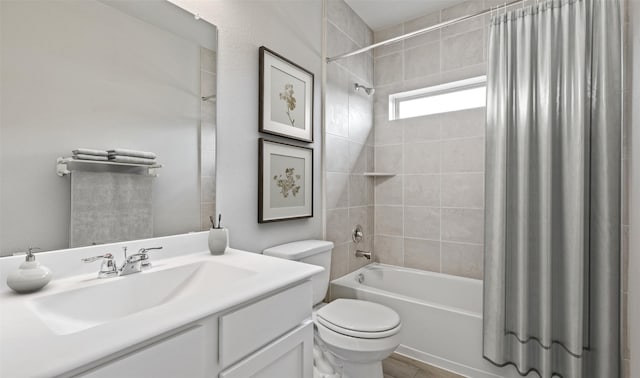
[218,281,312,367]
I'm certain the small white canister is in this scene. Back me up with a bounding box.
[208,228,228,255]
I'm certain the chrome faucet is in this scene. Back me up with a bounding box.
[81,253,119,278]
[355,250,372,260]
[82,246,163,278]
[134,246,163,270]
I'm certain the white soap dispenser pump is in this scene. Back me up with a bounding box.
[6,247,52,293]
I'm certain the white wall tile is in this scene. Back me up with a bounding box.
[404,206,440,240]
[404,238,441,272]
[330,242,350,280]
[376,144,403,173]
[375,118,404,145]
[440,108,486,139]
[441,29,485,70]
[404,114,441,142]
[441,0,484,38]
[349,205,374,236]
[326,134,351,173]
[441,208,484,243]
[326,172,349,209]
[348,89,374,144]
[440,137,484,173]
[374,24,404,58]
[403,12,441,49]
[326,63,350,137]
[327,208,350,244]
[441,173,484,208]
[404,174,440,206]
[375,206,404,236]
[441,241,483,279]
[404,42,441,80]
[404,141,440,174]
[349,142,372,173]
[375,53,403,86]
[350,174,373,206]
[375,175,404,205]
[374,235,404,265]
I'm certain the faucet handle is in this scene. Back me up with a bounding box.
[82,253,113,263]
[138,246,163,255]
[82,253,118,279]
[138,246,163,270]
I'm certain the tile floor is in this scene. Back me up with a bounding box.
[383,353,463,378]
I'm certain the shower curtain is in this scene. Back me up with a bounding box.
[483,0,621,376]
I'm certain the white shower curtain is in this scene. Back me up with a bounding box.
[483,0,621,376]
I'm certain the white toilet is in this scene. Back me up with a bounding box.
[263,240,401,378]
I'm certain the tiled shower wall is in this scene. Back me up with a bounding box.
[325,0,375,280]
[372,1,491,279]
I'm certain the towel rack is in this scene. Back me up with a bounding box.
[56,157,162,177]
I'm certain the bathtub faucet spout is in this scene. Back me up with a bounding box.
[355,250,371,260]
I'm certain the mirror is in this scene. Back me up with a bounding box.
[0,0,217,255]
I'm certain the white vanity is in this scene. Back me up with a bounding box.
[0,232,322,378]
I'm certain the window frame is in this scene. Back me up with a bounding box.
[389,75,487,120]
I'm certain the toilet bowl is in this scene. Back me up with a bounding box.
[263,240,401,378]
[313,299,401,378]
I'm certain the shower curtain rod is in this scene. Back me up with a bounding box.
[326,0,523,63]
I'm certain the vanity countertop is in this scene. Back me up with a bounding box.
[0,246,322,378]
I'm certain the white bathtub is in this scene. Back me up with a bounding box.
[330,263,522,378]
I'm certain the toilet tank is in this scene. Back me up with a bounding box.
[263,240,333,306]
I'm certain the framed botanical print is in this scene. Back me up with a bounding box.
[259,139,313,223]
[259,46,314,142]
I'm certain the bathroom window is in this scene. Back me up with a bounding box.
[389,76,487,120]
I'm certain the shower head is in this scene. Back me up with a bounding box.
[354,83,375,96]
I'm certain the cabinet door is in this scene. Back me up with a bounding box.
[219,322,313,378]
[77,321,217,378]
[219,282,311,368]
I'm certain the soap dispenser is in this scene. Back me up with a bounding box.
[6,247,52,293]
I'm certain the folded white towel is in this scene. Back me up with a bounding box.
[107,148,156,159]
[108,156,157,165]
[72,148,108,157]
[73,154,109,161]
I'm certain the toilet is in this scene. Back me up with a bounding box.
[263,240,401,378]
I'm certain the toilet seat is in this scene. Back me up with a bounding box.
[315,316,402,363]
[316,299,401,339]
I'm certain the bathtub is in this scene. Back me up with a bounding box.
[330,263,522,378]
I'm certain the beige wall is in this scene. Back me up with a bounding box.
[325,0,375,280]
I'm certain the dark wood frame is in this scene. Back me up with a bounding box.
[259,46,314,143]
[258,138,313,223]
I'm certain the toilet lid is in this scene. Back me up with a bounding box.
[316,299,401,337]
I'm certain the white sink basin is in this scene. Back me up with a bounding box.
[29,261,255,335]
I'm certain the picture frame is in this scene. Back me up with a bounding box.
[259,138,313,223]
[259,46,314,143]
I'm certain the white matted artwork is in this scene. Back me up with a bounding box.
[259,46,314,142]
[259,139,313,223]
